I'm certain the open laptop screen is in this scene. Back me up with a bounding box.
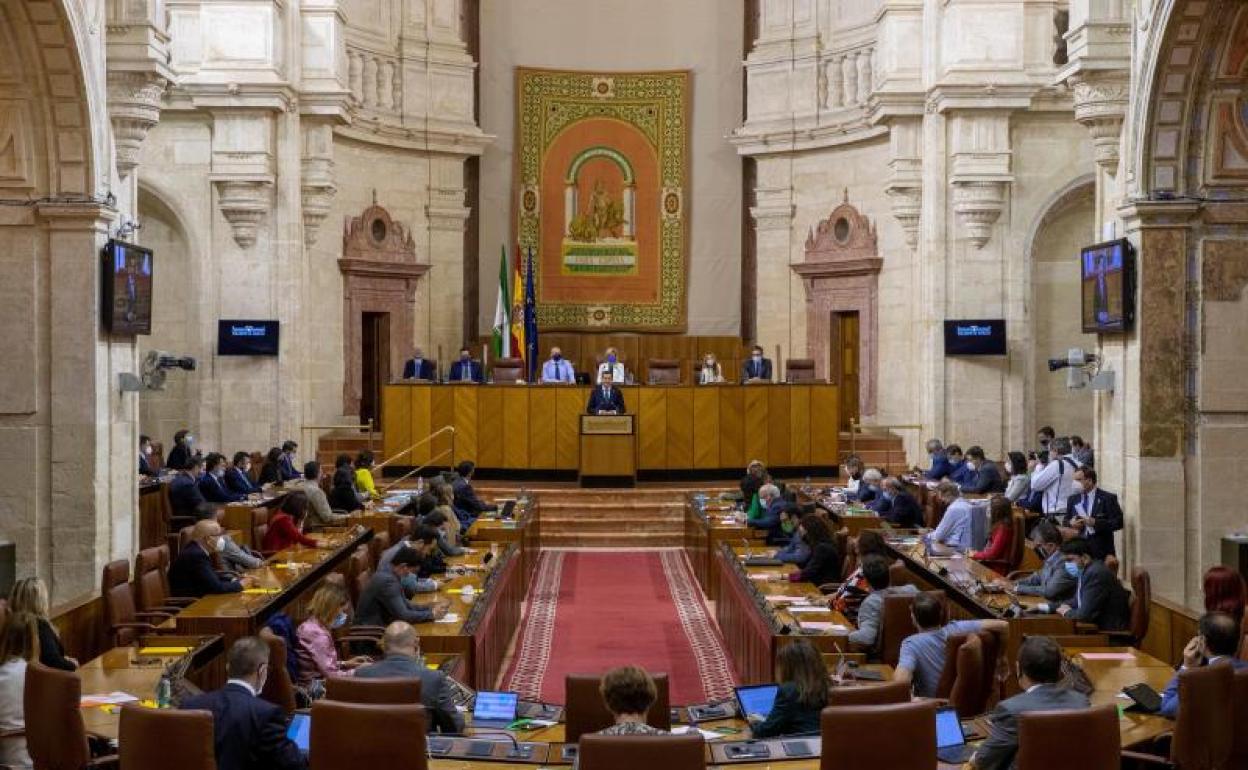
[473,691,519,722]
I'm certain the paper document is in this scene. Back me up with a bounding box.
[798,621,849,632]
[673,726,723,741]
[786,606,831,614]
[81,692,140,708]
[1078,652,1136,661]
[434,613,461,624]
[243,587,281,595]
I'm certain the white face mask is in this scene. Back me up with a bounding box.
[142,445,153,456]
[214,536,226,551]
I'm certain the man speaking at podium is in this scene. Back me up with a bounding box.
[587,370,626,415]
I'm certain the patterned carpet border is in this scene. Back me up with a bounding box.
[659,549,737,702]
[502,550,565,699]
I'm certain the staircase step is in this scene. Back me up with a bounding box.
[540,533,682,547]
[541,520,683,534]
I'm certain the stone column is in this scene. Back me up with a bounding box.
[750,157,801,358]
[425,156,470,369]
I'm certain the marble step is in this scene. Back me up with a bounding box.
[540,532,684,548]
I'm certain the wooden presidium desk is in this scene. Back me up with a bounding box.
[579,415,635,486]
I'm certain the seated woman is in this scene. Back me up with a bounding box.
[749,640,829,738]
[1003,451,1030,503]
[354,450,381,500]
[971,495,1015,575]
[9,577,76,671]
[0,611,39,769]
[1204,565,1248,627]
[698,353,724,384]
[327,468,366,513]
[295,582,369,687]
[596,665,667,736]
[258,447,284,486]
[829,530,890,617]
[262,492,324,552]
[787,515,842,586]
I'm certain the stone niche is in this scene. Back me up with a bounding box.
[339,200,428,416]
[792,191,882,416]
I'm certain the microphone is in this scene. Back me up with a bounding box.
[741,538,753,560]
[429,729,534,760]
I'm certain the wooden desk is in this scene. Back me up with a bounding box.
[683,494,765,601]
[1065,646,1176,748]
[382,383,839,474]
[579,415,636,485]
[467,497,541,590]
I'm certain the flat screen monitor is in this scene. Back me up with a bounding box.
[101,239,153,336]
[217,320,280,356]
[1081,238,1134,333]
[943,320,1006,356]
[471,691,519,726]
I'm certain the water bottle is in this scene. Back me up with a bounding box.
[416,475,425,495]
[156,674,172,708]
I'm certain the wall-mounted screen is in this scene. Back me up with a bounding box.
[944,320,1007,356]
[1081,238,1134,334]
[217,320,280,356]
[102,239,153,336]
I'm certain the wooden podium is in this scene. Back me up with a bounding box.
[579,415,636,487]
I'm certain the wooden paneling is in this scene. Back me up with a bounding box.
[789,385,811,465]
[743,387,769,463]
[766,387,790,467]
[382,384,413,462]
[453,386,479,465]
[476,388,504,468]
[719,387,745,469]
[477,334,749,383]
[692,388,720,469]
[430,386,455,463]
[666,387,694,469]
[555,387,585,469]
[580,433,637,477]
[637,388,667,471]
[409,386,432,466]
[528,389,558,469]
[502,388,530,469]
[810,385,840,467]
[1139,596,1200,666]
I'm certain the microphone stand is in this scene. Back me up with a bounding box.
[430,728,534,760]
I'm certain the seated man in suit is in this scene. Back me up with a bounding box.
[921,439,954,481]
[1064,466,1123,559]
[1159,611,1248,718]
[169,520,255,597]
[225,451,262,496]
[200,452,247,503]
[402,346,436,380]
[181,636,307,770]
[139,434,155,477]
[1009,521,1076,603]
[1043,538,1130,630]
[451,461,496,516]
[356,621,465,732]
[741,345,772,383]
[852,468,883,505]
[298,461,348,529]
[945,444,975,487]
[539,346,576,384]
[748,483,784,535]
[277,440,302,482]
[355,549,448,625]
[193,503,263,572]
[872,477,923,528]
[169,455,209,518]
[586,369,626,414]
[772,506,809,563]
[847,554,918,652]
[447,347,484,383]
[962,446,1006,494]
[970,635,1090,770]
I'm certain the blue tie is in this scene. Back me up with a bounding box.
[1084,494,1092,516]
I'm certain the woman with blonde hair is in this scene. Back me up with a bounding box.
[698,352,724,384]
[8,577,75,671]
[0,611,40,768]
[295,581,369,686]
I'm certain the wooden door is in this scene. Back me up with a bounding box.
[361,312,391,428]
[829,311,860,432]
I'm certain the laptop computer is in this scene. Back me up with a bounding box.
[935,706,974,764]
[286,713,311,755]
[499,499,517,519]
[734,683,779,723]
[472,690,520,728]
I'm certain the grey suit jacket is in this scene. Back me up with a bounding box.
[973,684,1090,770]
[1014,552,1076,601]
[355,654,465,732]
[847,584,918,649]
[1067,559,1130,631]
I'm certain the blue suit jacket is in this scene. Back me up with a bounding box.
[925,452,954,480]
[948,461,975,486]
[181,683,306,770]
[403,358,436,380]
[169,473,207,517]
[448,360,483,383]
[586,385,626,414]
[881,492,922,529]
[1160,658,1248,719]
[225,467,261,495]
[200,473,246,503]
[168,541,243,598]
[742,357,773,382]
[277,455,300,481]
[139,453,153,476]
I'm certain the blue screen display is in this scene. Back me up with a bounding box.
[286,713,311,752]
[473,691,519,722]
[935,708,965,749]
[735,685,779,721]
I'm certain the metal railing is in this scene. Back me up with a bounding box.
[374,425,456,471]
[381,447,455,493]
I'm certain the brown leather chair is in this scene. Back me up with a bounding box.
[947,634,986,718]
[1015,704,1119,770]
[309,700,427,769]
[827,680,911,706]
[119,705,214,770]
[346,548,372,607]
[1126,567,1152,646]
[785,358,818,383]
[324,676,422,705]
[353,567,374,612]
[1124,662,1233,769]
[577,733,705,770]
[258,627,297,715]
[564,673,671,742]
[368,532,391,570]
[134,546,195,615]
[935,629,999,712]
[102,560,172,647]
[1231,667,1248,768]
[25,662,117,770]
[491,357,526,382]
[646,359,681,385]
[820,700,936,769]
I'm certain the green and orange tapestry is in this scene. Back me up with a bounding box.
[515,67,689,331]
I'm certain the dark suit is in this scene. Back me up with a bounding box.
[168,541,243,598]
[277,455,300,482]
[586,385,626,414]
[448,359,483,383]
[1064,488,1123,558]
[181,682,307,770]
[1067,558,1130,631]
[200,472,246,503]
[356,654,465,732]
[795,541,842,586]
[169,473,207,518]
[963,460,1006,494]
[225,467,261,495]
[139,453,153,476]
[741,357,773,382]
[166,443,193,471]
[354,568,433,626]
[973,684,1090,770]
[925,452,954,481]
[402,358,436,380]
[452,476,495,515]
[1014,550,1077,602]
[880,491,922,529]
[751,681,821,738]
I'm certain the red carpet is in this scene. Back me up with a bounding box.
[501,550,737,705]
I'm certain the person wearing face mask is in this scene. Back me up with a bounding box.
[192,503,263,572]
[277,440,301,482]
[742,345,772,383]
[1009,521,1076,602]
[138,434,155,477]
[852,468,883,504]
[960,446,1006,494]
[356,547,448,625]
[945,444,975,487]
[180,636,308,770]
[920,439,954,481]
[448,346,483,383]
[169,454,209,518]
[165,428,198,471]
[1003,451,1030,503]
[199,452,247,503]
[402,346,437,381]
[225,451,262,496]
[586,369,626,414]
[771,507,810,564]
[1045,538,1130,630]
[296,581,370,687]
[540,346,575,383]
[698,353,724,384]
[596,346,626,384]
[874,477,922,528]
[1063,466,1122,559]
[168,519,255,598]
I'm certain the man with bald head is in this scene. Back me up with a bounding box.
[168,519,256,597]
[356,621,464,732]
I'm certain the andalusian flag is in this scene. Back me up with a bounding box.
[510,250,525,370]
[491,246,511,357]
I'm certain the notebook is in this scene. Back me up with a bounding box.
[472,690,520,728]
[733,684,779,723]
[286,713,311,754]
[935,706,974,764]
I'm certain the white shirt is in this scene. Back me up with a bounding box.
[227,678,258,696]
[0,659,31,769]
[596,361,625,384]
[1029,455,1081,514]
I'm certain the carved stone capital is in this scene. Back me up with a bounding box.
[301,178,336,246]
[213,179,272,248]
[952,180,1007,249]
[885,184,922,249]
[1070,74,1128,172]
[107,70,168,179]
